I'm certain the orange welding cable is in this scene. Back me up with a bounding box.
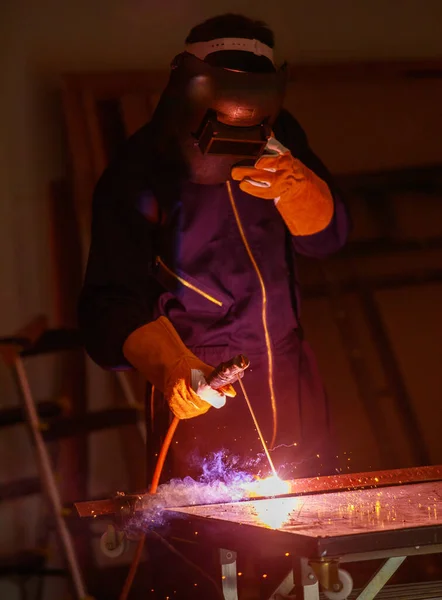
[150,416,180,494]
[119,416,180,600]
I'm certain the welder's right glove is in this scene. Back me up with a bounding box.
[122,316,235,419]
[231,137,334,236]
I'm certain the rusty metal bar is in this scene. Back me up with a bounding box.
[74,464,442,518]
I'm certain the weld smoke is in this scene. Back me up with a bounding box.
[128,450,262,532]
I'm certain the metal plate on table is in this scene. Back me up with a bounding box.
[165,481,442,558]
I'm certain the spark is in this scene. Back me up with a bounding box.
[270,442,298,450]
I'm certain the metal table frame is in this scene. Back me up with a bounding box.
[218,543,442,599]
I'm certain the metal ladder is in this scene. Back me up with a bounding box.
[0,315,146,599]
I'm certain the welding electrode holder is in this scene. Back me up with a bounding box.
[206,354,250,391]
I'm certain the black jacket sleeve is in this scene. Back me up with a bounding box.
[274,109,351,258]
[78,136,161,370]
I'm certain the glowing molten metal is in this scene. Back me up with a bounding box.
[243,474,291,498]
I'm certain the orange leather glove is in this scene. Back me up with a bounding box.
[122,316,235,419]
[231,137,334,236]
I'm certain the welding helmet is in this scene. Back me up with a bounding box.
[149,37,288,185]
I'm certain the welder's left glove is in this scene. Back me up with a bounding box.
[231,137,334,236]
[122,316,236,420]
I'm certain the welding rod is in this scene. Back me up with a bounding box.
[207,356,277,476]
[238,378,278,477]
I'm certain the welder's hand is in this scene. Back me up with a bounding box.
[165,356,235,420]
[231,137,334,236]
[190,369,229,410]
[122,316,235,420]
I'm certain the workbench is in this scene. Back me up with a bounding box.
[76,465,442,599]
[162,466,442,599]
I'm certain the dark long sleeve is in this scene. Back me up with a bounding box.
[78,163,160,370]
[274,109,351,258]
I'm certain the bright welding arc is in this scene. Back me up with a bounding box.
[238,378,278,477]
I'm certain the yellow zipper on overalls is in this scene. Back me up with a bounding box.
[226,180,278,448]
[156,256,223,307]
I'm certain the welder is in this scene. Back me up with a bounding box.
[79,14,350,490]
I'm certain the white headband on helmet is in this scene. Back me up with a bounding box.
[185,37,274,65]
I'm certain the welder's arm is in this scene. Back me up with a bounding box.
[78,190,157,369]
[232,110,351,258]
[123,316,235,419]
[79,190,233,419]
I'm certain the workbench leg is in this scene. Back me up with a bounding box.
[292,558,320,600]
[355,556,406,600]
[267,569,295,599]
[220,549,238,600]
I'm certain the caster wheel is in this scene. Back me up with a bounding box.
[100,525,127,558]
[323,569,353,600]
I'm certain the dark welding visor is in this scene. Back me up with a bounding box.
[167,52,288,159]
[195,110,272,157]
